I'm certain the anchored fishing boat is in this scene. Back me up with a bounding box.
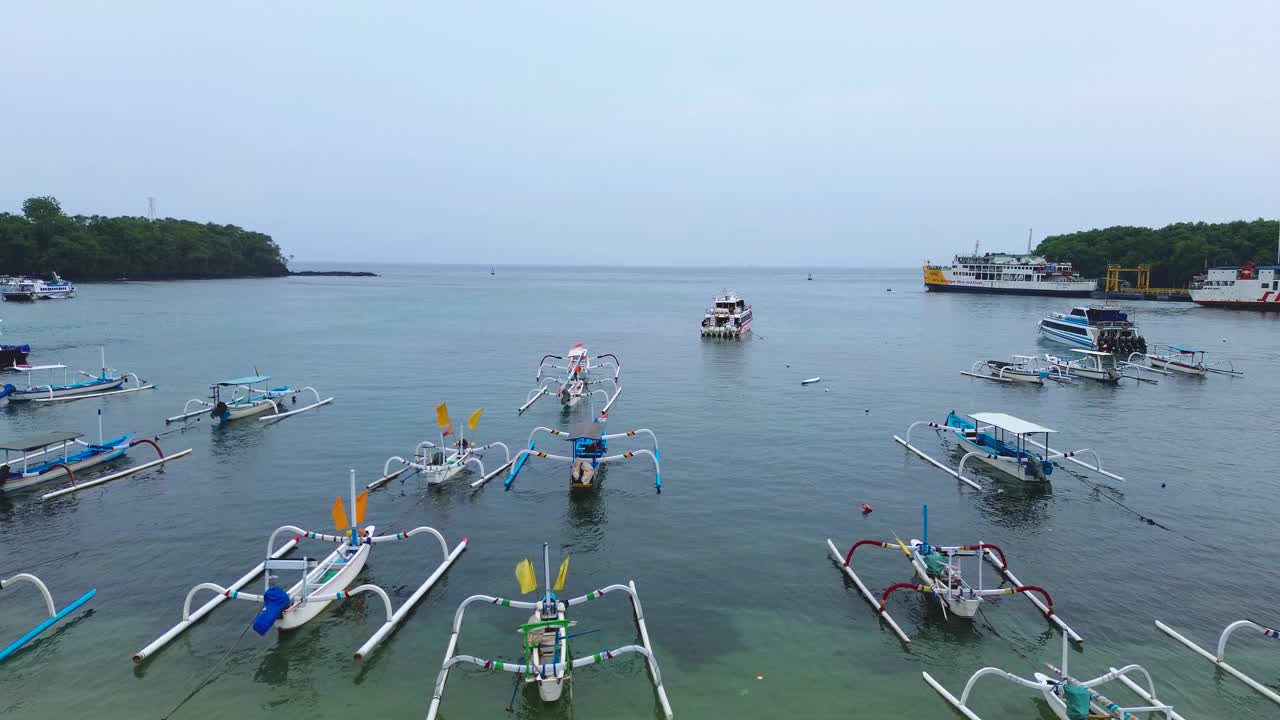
[893,411,1124,489]
[134,470,467,663]
[924,632,1186,720]
[1,413,191,497]
[826,506,1080,645]
[700,291,752,338]
[518,345,621,415]
[1155,618,1280,705]
[6,349,149,402]
[962,355,1072,385]
[425,542,673,719]
[1038,305,1147,354]
[1135,345,1245,378]
[0,573,95,662]
[479,418,662,493]
[166,373,332,424]
[370,403,514,490]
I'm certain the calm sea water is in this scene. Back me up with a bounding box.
[0,266,1277,720]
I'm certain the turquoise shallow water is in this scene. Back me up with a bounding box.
[1,266,1278,719]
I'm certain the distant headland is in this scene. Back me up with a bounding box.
[0,196,288,280]
[289,270,379,277]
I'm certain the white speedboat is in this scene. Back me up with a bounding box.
[1037,305,1146,354]
[700,292,752,338]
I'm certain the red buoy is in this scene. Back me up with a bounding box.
[861,503,873,514]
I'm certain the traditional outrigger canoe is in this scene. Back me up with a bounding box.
[894,411,1124,490]
[477,418,661,493]
[518,344,621,415]
[369,403,514,490]
[425,542,673,719]
[166,374,332,424]
[1155,618,1280,705]
[962,355,1072,385]
[135,470,467,663]
[1134,345,1245,378]
[826,506,1080,645]
[6,351,152,402]
[0,573,95,662]
[924,632,1187,720]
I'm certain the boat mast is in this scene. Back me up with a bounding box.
[542,542,552,603]
[1027,227,1033,254]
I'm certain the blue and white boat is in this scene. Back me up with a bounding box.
[167,373,333,424]
[1037,305,1147,354]
[0,430,133,493]
[33,273,75,299]
[6,362,128,401]
[943,411,1053,482]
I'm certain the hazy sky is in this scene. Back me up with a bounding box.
[3,2,1277,266]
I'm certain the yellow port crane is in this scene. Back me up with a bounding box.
[1104,264,1189,296]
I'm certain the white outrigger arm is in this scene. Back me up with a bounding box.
[134,471,467,663]
[1155,618,1280,705]
[425,580,672,720]
[473,425,662,492]
[924,633,1185,720]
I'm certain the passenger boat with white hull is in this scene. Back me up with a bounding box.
[1190,262,1280,308]
[1037,305,1147,354]
[700,292,752,338]
[924,252,1096,297]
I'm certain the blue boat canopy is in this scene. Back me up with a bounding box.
[216,375,270,386]
[1166,345,1202,353]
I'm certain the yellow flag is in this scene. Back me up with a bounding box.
[553,555,570,592]
[515,558,537,594]
[354,490,368,524]
[435,403,451,429]
[468,407,484,431]
[332,496,349,531]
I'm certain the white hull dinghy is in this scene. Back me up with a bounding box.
[369,403,514,490]
[425,542,673,720]
[166,372,332,425]
[1155,618,1280,705]
[0,573,95,662]
[477,418,661,493]
[134,470,467,663]
[894,411,1124,490]
[518,344,621,415]
[7,350,151,403]
[1134,345,1245,378]
[924,632,1187,720]
[825,505,1080,645]
[2,413,191,498]
[962,355,1072,385]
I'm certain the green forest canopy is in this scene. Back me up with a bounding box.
[1034,219,1279,288]
[0,196,288,280]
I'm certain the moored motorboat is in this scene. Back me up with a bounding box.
[166,373,332,424]
[1037,305,1147,354]
[700,291,752,338]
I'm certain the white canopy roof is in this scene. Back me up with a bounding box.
[10,363,67,371]
[970,412,1057,435]
[1068,349,1114,356]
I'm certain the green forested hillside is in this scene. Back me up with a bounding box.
[1035,219,1278,288]
[0,196,288,280]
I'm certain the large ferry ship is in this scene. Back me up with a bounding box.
[1189,263,1280,309]
[923,253,1096,297]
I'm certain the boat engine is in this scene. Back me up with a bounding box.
[210,401,229,421]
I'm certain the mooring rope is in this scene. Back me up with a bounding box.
[159,621,254,719]
[0,550,81,577]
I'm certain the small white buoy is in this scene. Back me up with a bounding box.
[801,376,821,385]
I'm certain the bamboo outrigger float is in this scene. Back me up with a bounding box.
[0,573,95,662]
[924,633,1186,720]
[134,470,466,663]
[1,411,191,498]
[825,506,1080,645]
[369,403,513,490]
[425,543,673,719]
[1155,618,1280,705]
[894,411,1124,490]
[477,418,662,493]
[165,373,332,424]
[518,344,621,415]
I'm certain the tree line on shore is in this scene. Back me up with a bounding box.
[1035,219,1278,288]
[0,196,288,280]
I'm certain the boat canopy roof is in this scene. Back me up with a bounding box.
[1166,345,1202,353]
[11,363,67,371]
[569,421,603,440]
[970,412,1056,436]
[216,375,270,386]
[0,431,83,451]
[1069,349,1114,356]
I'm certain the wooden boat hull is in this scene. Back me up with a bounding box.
[215,391,299,423]
[9,376,126,401]
[278,526,374,630]
[2,443,129,492]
